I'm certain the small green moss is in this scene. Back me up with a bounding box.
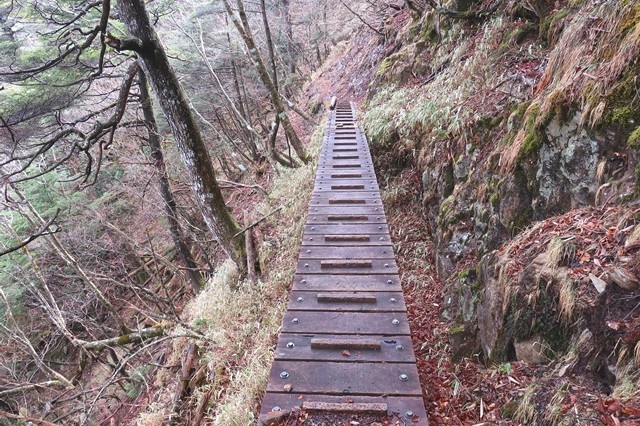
[376,56,394,77]
[520,131,544,159]
[501,400,519,419]
[449,324,465,335]
[601,71,640,128]
[628,126,640,148]
[540,8,571,43]
[490,192,500,208]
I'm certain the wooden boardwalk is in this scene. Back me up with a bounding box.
[259,102,428,424]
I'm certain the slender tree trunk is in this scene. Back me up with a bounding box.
[281,0,296,76]
[116,0,246,269]
[260,0,279,91]
[223,0,310,164]
[137,70,204,294]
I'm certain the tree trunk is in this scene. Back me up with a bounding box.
[116,0,245,269]
[223,0,310,164]
[138,69,204,294]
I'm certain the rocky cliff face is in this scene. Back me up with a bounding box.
[363,0,640,385]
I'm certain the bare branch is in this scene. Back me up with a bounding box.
[0,208,61,257]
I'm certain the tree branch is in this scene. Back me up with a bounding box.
[0,208,60,257]
[338,0,384,35]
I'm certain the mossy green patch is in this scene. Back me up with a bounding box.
[602,71,640,128]
[628,126,640,148]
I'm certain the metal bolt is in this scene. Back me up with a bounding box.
[280,371,290,379]
[286,342,295,348]
[390,298,397,303]
[309,238,314,241]
[301,279,308,284]
[396,344,404,351]
[405,410,414,418]
[377,217,381,220]
[292,318,299,324]
[297,297,304,302]
[304,263,310,268]
[314,208,318,211]
[392,319,400,325]
[311,226,315,230]
[387,280,393,284]
[379,237,384,241]
[306,250,311,253]
[384,263,390,268]
[399,374,408,381]
[383,250,387,254]
[272,406,282,412]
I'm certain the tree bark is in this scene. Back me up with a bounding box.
[115,0,246,269]
[137,69,204,294]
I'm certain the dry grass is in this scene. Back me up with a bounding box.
[132,125,323,425]
[514,383,538,424]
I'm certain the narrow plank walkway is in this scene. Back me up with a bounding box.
[259,102,428,425]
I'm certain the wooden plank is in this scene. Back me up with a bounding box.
[304,224,388,234]
[320,260,373,268]
[281,311,409,335]
[307,214,385,224]
[308,206,384,214]
[317,292,376,302]
[303,402,387,413]
[330,184,365,190]
[299,246,393,259]
[292,274,401,292]
[312,191,381,198]
[288,291,406,312]
[266,361,421,395]
[323,234,370,242]
[297,259,398,274]
[311,198,381,206]
[309,338,381,350]
[302,234,390,245]
[259,394,428,426]
[274,335,415,362]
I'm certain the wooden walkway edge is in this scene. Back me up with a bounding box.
[259,102,428,425]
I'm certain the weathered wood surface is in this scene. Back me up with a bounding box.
[259,102,428,425]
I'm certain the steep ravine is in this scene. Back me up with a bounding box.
[309,0,640,423]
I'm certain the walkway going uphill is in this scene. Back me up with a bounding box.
[259,102,428,424]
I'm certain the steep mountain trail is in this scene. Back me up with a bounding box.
[301,1,640,424]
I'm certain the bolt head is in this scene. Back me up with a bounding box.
[386,280,393,284]
[378,226,382,230]
[286,342,295,348]
[384,263,390,268]
[297,297,304,302]
[392,319,400,325]
[379,237,384,241]
[272,406,282,412]
[292,318,299,324]
[301,279,308,284]
[304,263,309,268]
[399,373,408,381]
[309,238,314,241]
[279,371,289,379]
[306,249,311,253]
[396,344,404,351]
[390,298,397,303]
[405,410,414,418]
[310,226,315,230]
